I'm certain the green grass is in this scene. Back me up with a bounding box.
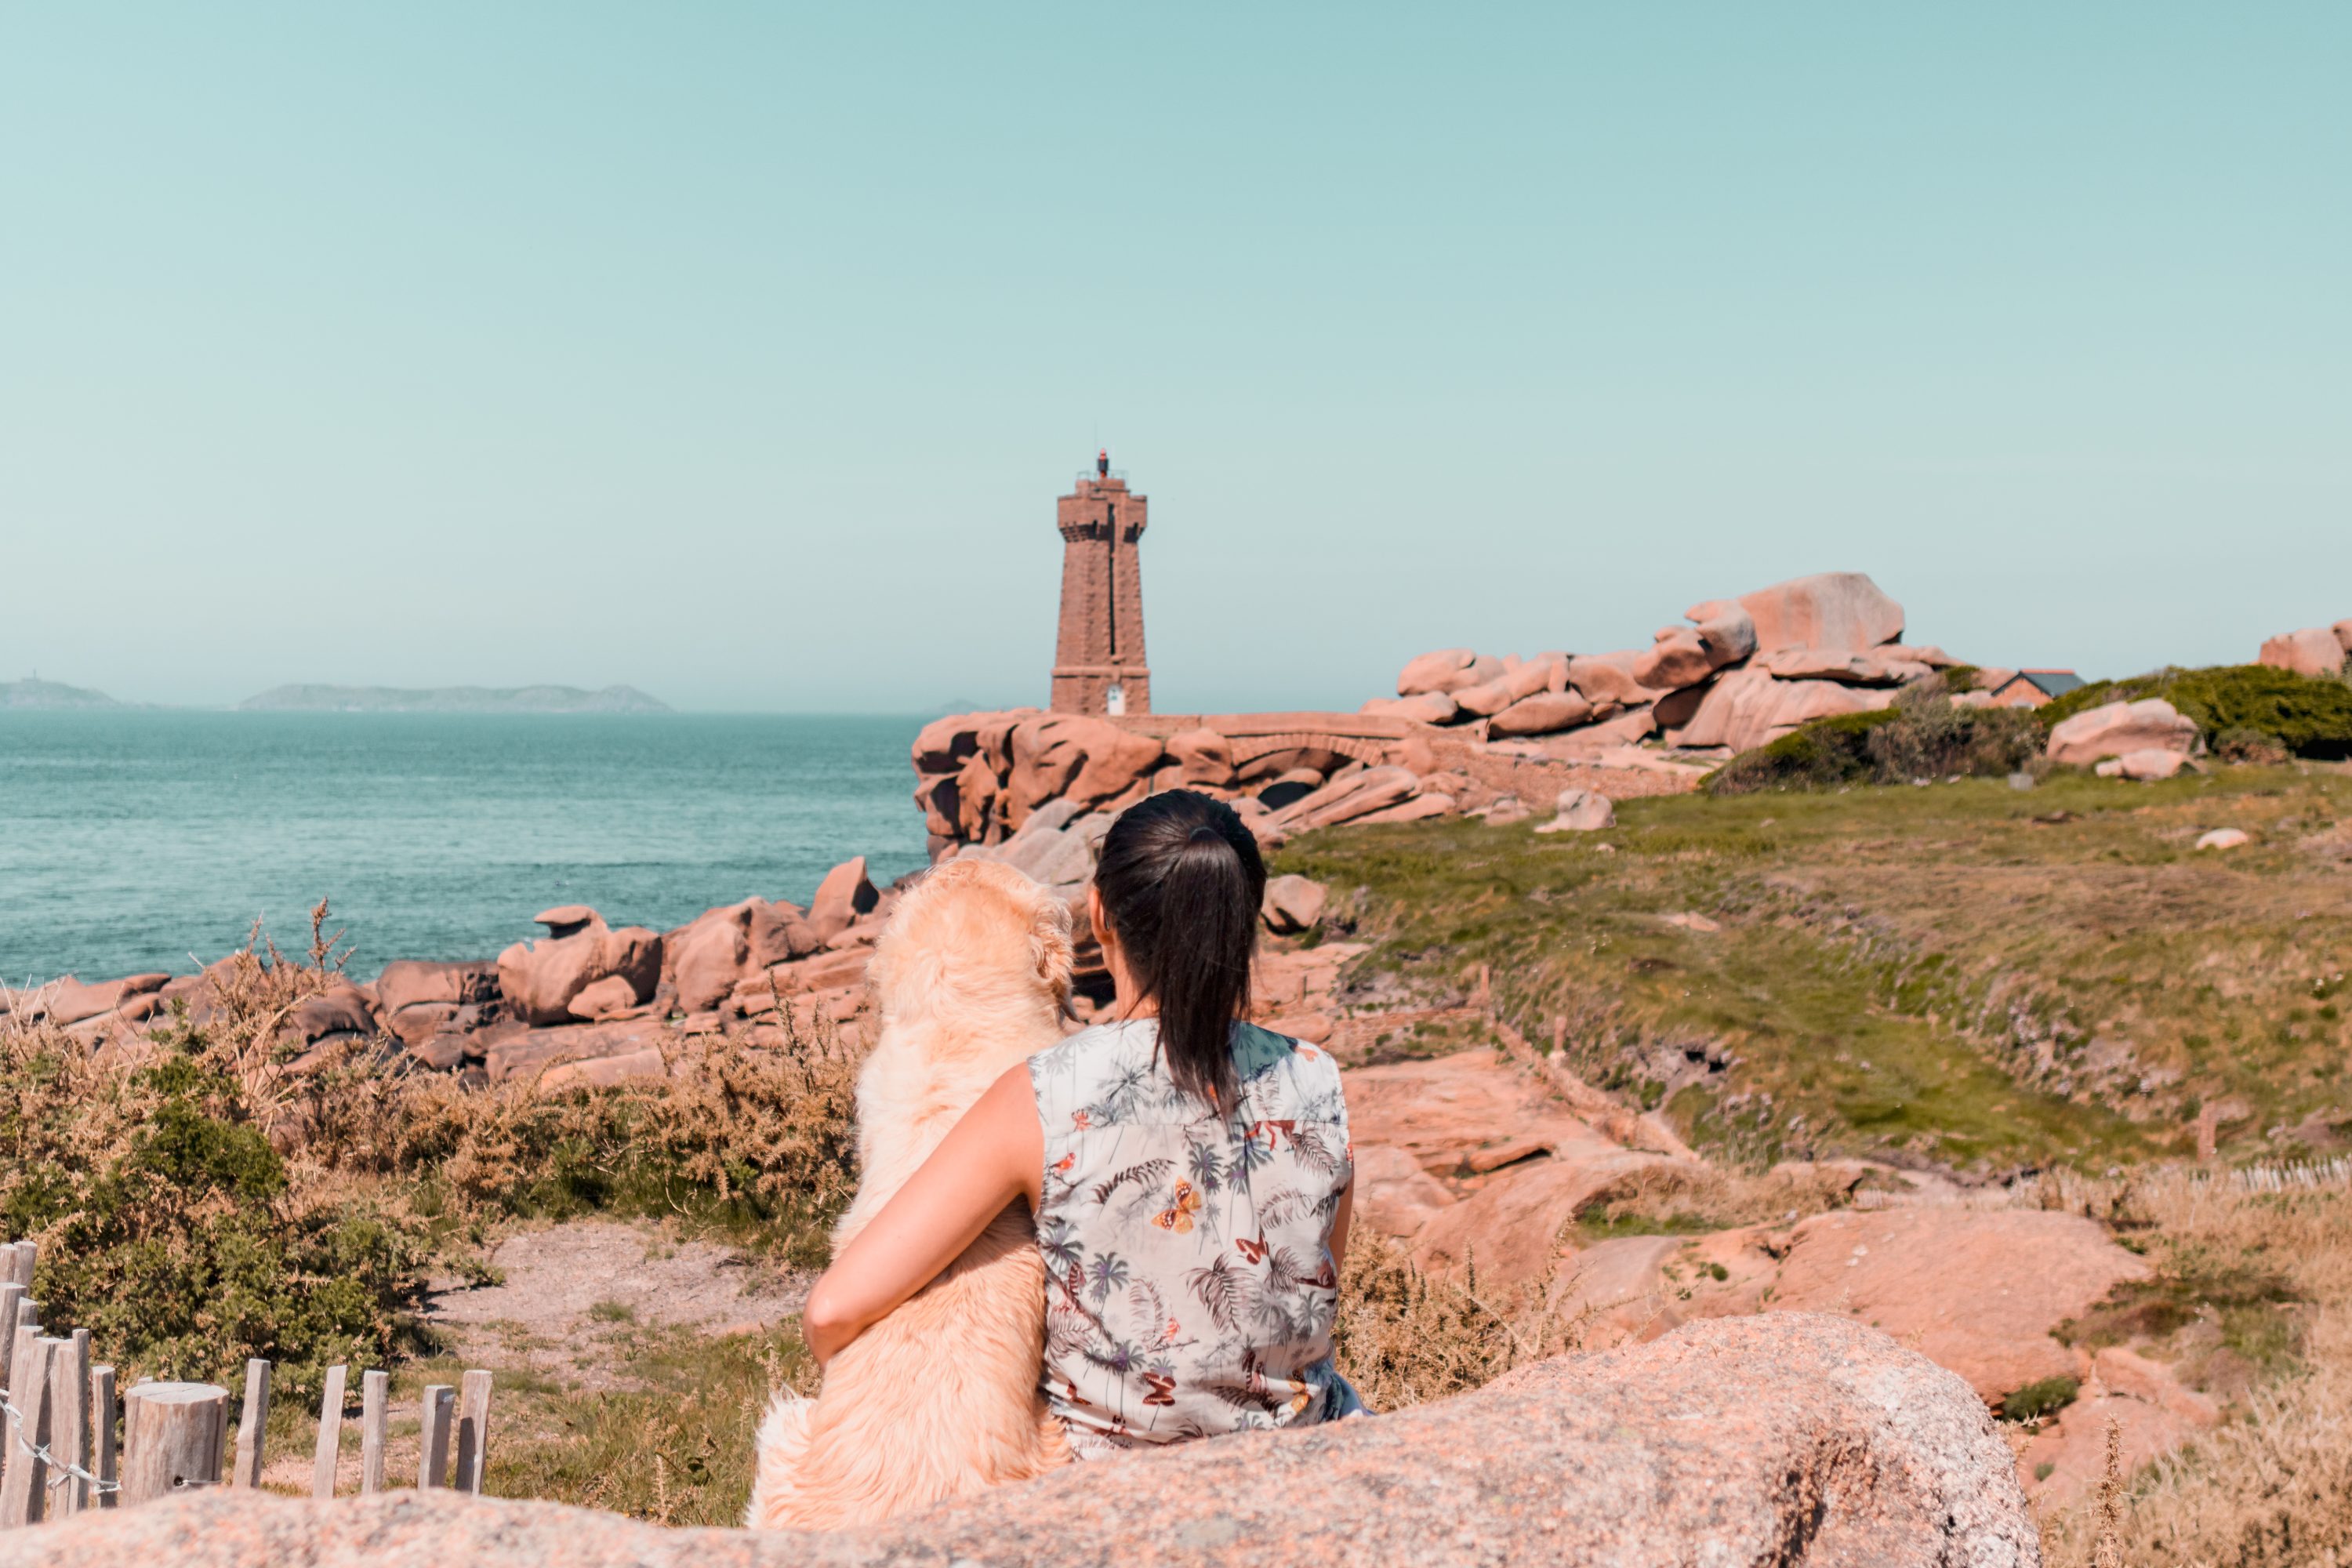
[1277,764,2352,1174]
[272,1321,813,1526]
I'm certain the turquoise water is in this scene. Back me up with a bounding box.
[0,713,930,984]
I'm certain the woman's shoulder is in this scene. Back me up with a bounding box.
[1232,1022,1346,1117]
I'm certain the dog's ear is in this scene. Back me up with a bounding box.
[1031,888,1075,1003]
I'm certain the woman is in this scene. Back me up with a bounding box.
[800,788,1361,1454]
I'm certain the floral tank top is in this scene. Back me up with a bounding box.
[1029,1018,1356,1455]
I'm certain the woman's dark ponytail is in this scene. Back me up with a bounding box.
[1092,789,1265,1109]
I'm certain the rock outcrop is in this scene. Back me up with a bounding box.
[2259,623,2350,677]
[1375,572,1949,760]
[0,1315,2034,1568]
[497,907,662,1026]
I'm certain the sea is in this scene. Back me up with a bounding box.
[0,712,932,985]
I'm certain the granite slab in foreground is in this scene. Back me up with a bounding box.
[0,1314,2038,1568]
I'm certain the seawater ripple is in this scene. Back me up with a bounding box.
[0,712,931,983]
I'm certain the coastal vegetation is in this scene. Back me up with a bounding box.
[1277,763,2352,1174]
[2039,663,2352,761]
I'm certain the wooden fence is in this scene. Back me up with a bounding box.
[0,1239,495,1528]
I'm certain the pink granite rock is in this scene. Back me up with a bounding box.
[1269,765,1422,831]
[1360,691,1461,724]
[1687,601,1759,666]
[2046,698,2198,767]
[498,913,662,1026]
[1487,689,1591,737]
[376,960,499,1015]
[1005,715,1166,826]
[807,857,880,942]
[1396,647,1476,695]
[0,1314,2032,1568]
[1736,572,1905,652]
[1260,873,1328,935]
[1567,650,1664,707]
[2259,626,2347,677]
[1167,728,1240,787]
[1632,631,1715,691]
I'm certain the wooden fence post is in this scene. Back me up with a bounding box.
[230,1359,270,1489]
[0,1337,58,1526]
[453,1370,493,1495]
[0,1286,19,1392]
[416,1385,453,1490]
[119,1384,227,1507]
[310,1365,347,1500]
[46,1330,89,1516]
[90,1366,118,1510]
[1,1243,31,1290]
[358,1371,387,1494]
[1,1323,46,1524]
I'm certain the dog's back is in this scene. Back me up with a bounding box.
[747,858,1073,1530]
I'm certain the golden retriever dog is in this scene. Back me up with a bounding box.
[746,857,1074,1530]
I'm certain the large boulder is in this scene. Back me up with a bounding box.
[1450,656,1561,719]
[1762,1207,2149,1404]
[1684,600,1759,666]
[1753,648,1935,685]
[375,960,498,1015]
[1488,689,1592,737]
[1166,728,1240,788]
[374,960,501,1045]
[1360,691,1461,725]
[808,857,881,942]
[1534,787,1616,833]
[1666,670,1891,753]
[665,900,756,1014]
[497,909,662,1026]
[6,1315,2033,1568]
[1631,630,1714,692]
[2046,698,2199,766]
[1005,715,1165,826]
[279,981,378,1048]
[1260,873,1328,935]
[1269,766,1422,832]
[1396,648,1503,696]
[1736,572,1905,653]
[1566,650,1661,708]
[33,973,171,1026]
[2259,626,2347,677]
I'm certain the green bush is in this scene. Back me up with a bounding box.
[1707,685,2042,795]
[2002,1374,2079,1424]
[2,1030,431,1392]
[2039,665,2352,760]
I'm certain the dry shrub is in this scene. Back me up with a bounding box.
[363,1018,862,1264]
[2042,1171,2352,1567]
[1333,1233,1597,1410]
[0,1010,431,1395]
[1,906,866,1392]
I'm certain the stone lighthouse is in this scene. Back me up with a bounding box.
[1050,450,1151,716]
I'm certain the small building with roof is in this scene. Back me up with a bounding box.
[1986,669,2085,709]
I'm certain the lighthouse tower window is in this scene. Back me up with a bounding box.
[1105,682,1126,716]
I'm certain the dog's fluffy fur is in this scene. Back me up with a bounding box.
[746,858,1075,1530]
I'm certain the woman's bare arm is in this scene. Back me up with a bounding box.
[1328,1181,1354,1274]
[799,1062,1044,1367]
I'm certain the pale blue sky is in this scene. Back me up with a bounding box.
[4,5,2346,712]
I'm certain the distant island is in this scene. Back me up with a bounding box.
[2,677,122,710]
[238,684,672,714]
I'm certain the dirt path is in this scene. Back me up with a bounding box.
[423,1219,811,1386]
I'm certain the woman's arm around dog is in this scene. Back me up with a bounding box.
[800,1062,1046,1367]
